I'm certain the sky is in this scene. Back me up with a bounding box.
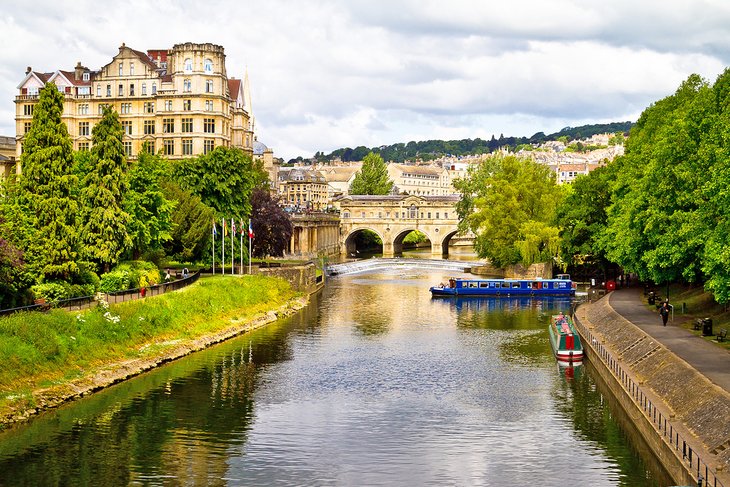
[2,0,729,161]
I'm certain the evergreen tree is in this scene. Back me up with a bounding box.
[124,149,175,260]
[161,181,215,263]
[18,82,80,281]
[79,105,131,273]
[349,152,393,195]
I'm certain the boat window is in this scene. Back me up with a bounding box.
[490,282,497,288]
[501,282,510,288]
[479,282,488,288]
[511,282,520,289]
[468,282,478,288]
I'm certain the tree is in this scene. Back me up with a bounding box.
[18,82,80,282]
[556,166,614,268]
[349,152,393,195]
[124,149,175,260]
[454,154,562,268]
[161,181,215,263]
[601,74,713,285]
[250,188,293,257]
[79,105,132,273]
[173,146,267,217]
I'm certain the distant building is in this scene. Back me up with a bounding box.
[278,167,329,210]
[387,163,456,196]
[0,136,16,178]
[253,139,279,192]
[316,164,361,199]
[14,42,255,171]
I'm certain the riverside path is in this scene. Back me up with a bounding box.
[607,287,730,393]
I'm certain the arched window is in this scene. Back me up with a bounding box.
[184,58,192,73]
[409,204,417,219]
[204,58,213,73]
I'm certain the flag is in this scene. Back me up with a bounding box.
[248,219,254,239]
[222,218,227,236]
[231,219,236,237]
[212,219,217,236]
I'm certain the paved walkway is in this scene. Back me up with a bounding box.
[607,287,730,393]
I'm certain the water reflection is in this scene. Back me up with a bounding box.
[0,268,673,486]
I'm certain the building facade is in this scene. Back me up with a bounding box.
[14,42,254,169]
[278,168,329,211]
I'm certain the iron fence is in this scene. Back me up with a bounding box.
[573,314,724,487]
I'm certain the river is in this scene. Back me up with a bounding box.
[0,267,674,486]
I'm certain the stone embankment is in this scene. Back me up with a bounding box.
[1,295,310,427]
[576,296,730,486]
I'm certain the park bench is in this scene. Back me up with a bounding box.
[717,328,727,342]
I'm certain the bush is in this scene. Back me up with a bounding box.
[99,261,161,292]
[31,281,70,303]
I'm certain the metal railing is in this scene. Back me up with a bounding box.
[573,314,724,487]
[0,271,202,316]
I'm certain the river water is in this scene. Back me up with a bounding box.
[0,267,673,486]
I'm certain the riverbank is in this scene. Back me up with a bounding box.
[0,275,309,428]
[575,292,730,486]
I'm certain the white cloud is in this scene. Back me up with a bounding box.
[1,0,729,160]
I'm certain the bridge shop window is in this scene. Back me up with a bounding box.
[343,211,350,219]
[409,205,417,218]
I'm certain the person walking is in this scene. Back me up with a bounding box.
[659,300,671,326]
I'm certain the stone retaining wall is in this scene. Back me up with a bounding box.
[576,296,730,485]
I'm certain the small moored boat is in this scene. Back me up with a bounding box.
[430,275,576,297]
[549,313,584,363]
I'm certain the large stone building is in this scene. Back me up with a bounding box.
[0,136,16,178]
[14,42,255,169]
[278,167,329,211]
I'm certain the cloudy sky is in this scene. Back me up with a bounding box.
[1,0,729,160]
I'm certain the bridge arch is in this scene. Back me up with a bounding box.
[343,227,385,256]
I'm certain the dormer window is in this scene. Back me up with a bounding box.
[204,59,213,73]
[83,72,90,82]
[184,58,192,73]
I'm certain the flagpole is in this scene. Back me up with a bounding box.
[212,220,216,275]
[248,219,252,275]
[240,219,243,275]
[231,218,234,275]
[221,217,225,275]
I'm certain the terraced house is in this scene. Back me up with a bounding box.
[14,42,255,170]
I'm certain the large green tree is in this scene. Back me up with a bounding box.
[18,82,80,282]
[172,146,266,217]
[124,149,175,260]
[454,154,562,268]
[79,105,132,273]
[349,152,393,195]
[556,165,614,269]
[600,74,714,285]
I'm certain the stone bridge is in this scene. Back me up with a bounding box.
[335,194,463,257]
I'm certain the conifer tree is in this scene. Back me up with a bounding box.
[349,152,393,195]
[79,105,131,273]
[124,149,175,260]
[18,82,80,281]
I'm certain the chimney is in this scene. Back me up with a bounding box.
[26,66,32,74]
[74,61,84,81]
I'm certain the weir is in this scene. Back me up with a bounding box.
[326,257,472,276]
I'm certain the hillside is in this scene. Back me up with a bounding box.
[295,121,633,164]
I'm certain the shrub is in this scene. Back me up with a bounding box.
[30,281,70,303]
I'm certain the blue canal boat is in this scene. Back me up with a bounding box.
[429,274,576,297]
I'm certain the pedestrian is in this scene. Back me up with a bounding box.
[164,269,171,282]
[659,300,671,326]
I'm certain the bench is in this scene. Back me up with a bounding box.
[718,328,727,342]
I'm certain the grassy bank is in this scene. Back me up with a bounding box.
[649,283,730,350]
[0,275,301,416]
